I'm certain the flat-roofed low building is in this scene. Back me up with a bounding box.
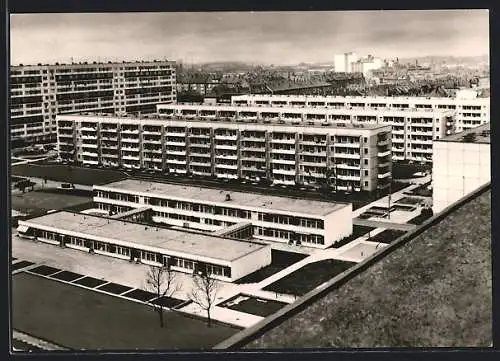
[432,123,490,213]
[17,211,271,282]
[93,179,353,249]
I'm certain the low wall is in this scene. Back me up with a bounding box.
[213,182,491,349]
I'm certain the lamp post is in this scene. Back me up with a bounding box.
[387,177,392,220]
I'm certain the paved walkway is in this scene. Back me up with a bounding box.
[353,219,417,231]
[12,330,68,351]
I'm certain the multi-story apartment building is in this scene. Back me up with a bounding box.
[10,60,176,143]
[231,93,489,133]
[56,112,392,192]
[158,103,450,163]
[432,123,490,214]
[92,179,353,249]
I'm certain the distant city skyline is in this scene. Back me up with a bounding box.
[10,10,489,66]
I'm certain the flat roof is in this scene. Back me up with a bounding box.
[97,179,349,216]
[22,211,267,262]
[437,123,490,144]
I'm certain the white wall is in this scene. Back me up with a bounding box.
[432,141,490,213]
[323,204,353,247]
[230,244,272,281]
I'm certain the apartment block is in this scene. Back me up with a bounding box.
[10,60,176,142]
[432,123,490,214]
[158,103,450,163]
[57,112,392,192]
[231,93,489,133]
[17,210,271,282]
[92,179,353,249]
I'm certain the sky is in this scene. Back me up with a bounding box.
[10,10,489,66]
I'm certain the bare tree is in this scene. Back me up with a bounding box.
[144,265,180,328]
[189,266,219,327]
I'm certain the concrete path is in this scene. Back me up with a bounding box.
[12,330,68,351]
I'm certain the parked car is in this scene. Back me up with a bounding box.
[57,183,75,190]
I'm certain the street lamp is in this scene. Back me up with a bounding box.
[387,177,392,220]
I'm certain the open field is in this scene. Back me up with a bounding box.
[235,250,307,284]
[11,190,91,215]
[12,272,241,350]
[247,189,492,348]
[11,164,127,186]
[263,259,356,296]
[330,225,375,249]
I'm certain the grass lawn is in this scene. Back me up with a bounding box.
[12,272,241,350]
[263,259,356,296]
[11,164,127,186]
[368,229,406,244]
[234,250,307,284]
[407,212,433,225]
[247,189,492,348]
[392,162,431,180]
[330,225,376,249]
[396,196,423,205]
[11,190,92,215]
[218,294,288,317]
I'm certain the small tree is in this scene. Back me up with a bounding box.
[144,265,180,328]
[189,266,219,327]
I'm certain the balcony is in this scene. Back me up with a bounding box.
[271,148,296,155]
[241,156,266,162]
[165,131,186,137]
[217,154,238,160]
[82,151,98,157]
[190,160,211,167]
[378,171,391,179]
[189,134,211,139]
[122,155,141,161]
[101,128,118,133]
[242,165,266,172]
[101,153,119,159]
[166,149,186,156]
[271,158,295,165]
[337,174,361,181]
[82,159,99,165]
[241,136,266,142]
[81,143,98,149]
[189,151,212,158]
[336,163,360,170]
[301,150,327,157]
[334,142,360,148]
[301,140,327,146]
[333,153,360,159]
[80,126,97,132]
[410,139,432,145]
[121,138,140,143]
[121,129,140,135]
[377,139,391,147]
[273,168,296,176]
[215,163,238,170]
[166,159,187,165]
[271,138,296,144]
[216,172,238,180]
[214,134,237,141]
[215,144,238,151]
[142,129,162,135]
[165,140,186,147]
[377,150,391,157]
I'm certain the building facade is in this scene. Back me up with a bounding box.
[17,211,271,282]
[231,93,489,133]
[432,123,490,214]
[57,112,392,192]
[334,52,359,73]
[158,103,450,163]
[10,60,176,142]
[92,179,353,249]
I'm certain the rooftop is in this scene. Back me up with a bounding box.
[96,179,349,216]
[11,60,175,68]
[437,123,490,144]
[58,113,391,131]
[247,187,492,348]
[22,211,267,262]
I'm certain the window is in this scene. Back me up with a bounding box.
[363,137,368,143]
[364,181,368,187]
[364,159,368,165]
[364,148,368,154]
[364,170,368,176]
